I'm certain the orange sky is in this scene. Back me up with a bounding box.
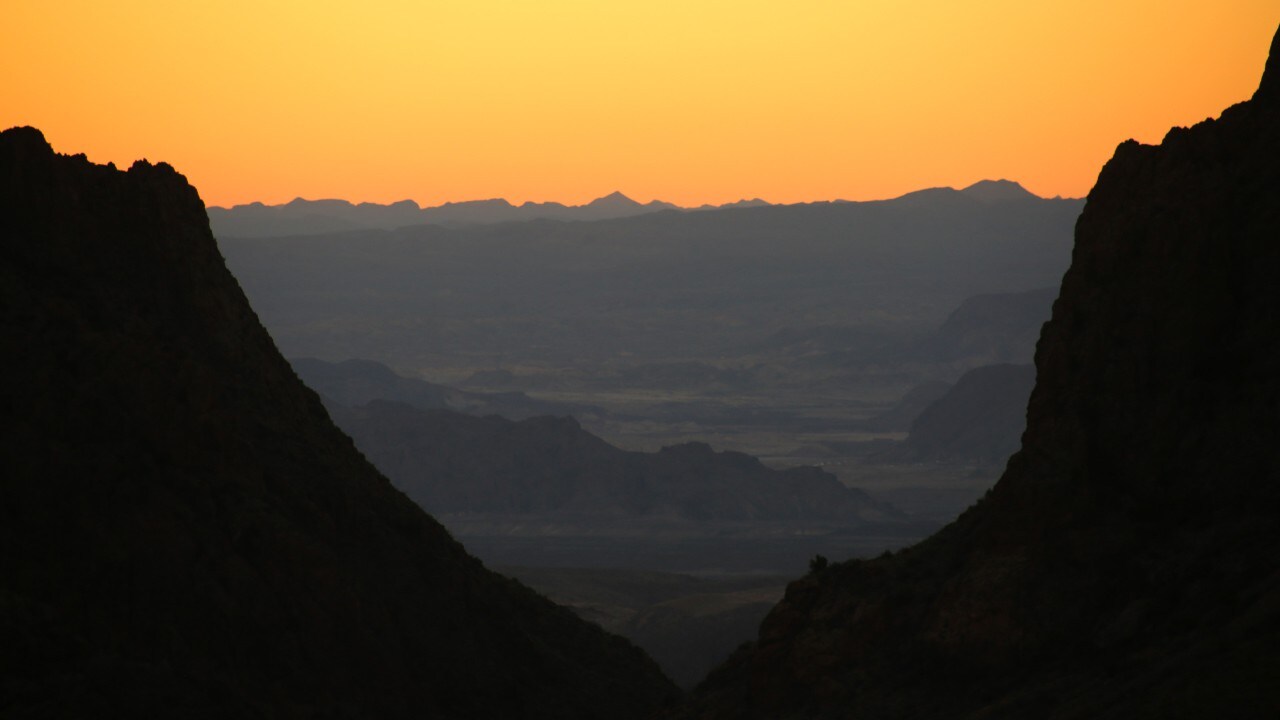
[3,2,1276,208]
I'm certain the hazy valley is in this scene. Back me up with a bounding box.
[204,181,1072,685]
[4,23,1277,719]
[219,181,1074,527]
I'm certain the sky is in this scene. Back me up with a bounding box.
[3,2,1276,208]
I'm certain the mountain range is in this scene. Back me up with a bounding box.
[325,398,897,526]
[291,356,606,420]
[216,181,1081,372]
[208,181,1043,238]
[215,185,1076,484]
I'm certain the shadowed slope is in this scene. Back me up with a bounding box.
[0,127,675,718]
[675,26,1280,720]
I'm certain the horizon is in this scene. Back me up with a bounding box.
[204,178,1065,211]
[4,3,1277,208]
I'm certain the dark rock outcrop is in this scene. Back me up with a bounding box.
[0,127,676,718]
[675,27,1280,719]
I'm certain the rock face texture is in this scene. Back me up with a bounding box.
[675,27,1280,719]
[0,127,675,718]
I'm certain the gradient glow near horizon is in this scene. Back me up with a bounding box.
[4,2,1276,208]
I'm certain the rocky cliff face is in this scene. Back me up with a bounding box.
[675,27,1280,719]
[0,127,675,718]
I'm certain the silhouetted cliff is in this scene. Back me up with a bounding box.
[0,127,675,718]
[675,27,1280,719]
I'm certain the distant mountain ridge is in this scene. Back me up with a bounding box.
[959,179,1042,203]
[212,190,692,236]
[317,393,900,527]
[218,184,1081,373]
[291,357,605,421]
[208,180,1055,237]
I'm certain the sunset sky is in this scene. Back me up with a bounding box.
[4,2,1276,208]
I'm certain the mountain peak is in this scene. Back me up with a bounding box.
[587,191,641,208]
[441,197,514,209]
[959,179,1039,203]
